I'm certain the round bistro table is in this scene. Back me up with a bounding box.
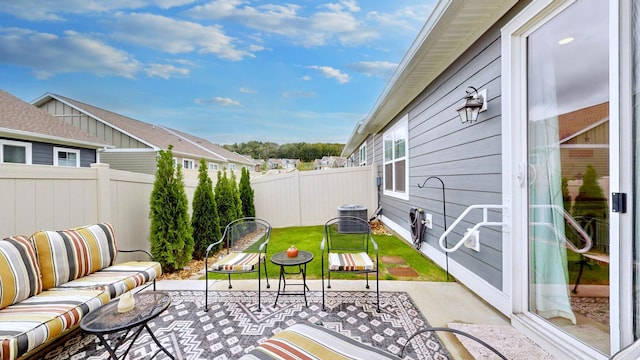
[80,292,174,360]
[270,250,314,307]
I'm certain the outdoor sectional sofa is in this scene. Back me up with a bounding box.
[0,223,161,360]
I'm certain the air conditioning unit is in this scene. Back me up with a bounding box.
[337,204,367,233]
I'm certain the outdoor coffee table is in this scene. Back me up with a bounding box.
[80,292,174,360]
[271,250,314,307]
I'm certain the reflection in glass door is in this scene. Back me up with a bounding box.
[527,0,610,354]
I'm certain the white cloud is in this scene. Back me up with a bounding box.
[240,87,257,94]
[195,97,242,106]
[111,12,255,61]
[281,91,316,98]
[366,4,434,32]
[0,28,140,78]
[347,61,397,79]
[185,0,374,47]
[302,75,312,81]
[307,65,349,84]
[0,0,197,21]
[145,63,189,79]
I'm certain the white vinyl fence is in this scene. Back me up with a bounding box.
[0,163,376,255]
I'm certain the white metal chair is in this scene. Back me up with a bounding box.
[205,217,271,311]
[321,216,380,312]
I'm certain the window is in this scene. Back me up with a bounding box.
[359,143,367,166]
[208,162,219,171]
[383,116,408,199]
[182,159,194,169]
[229,163,236,171]
[1,140,32,164]
[54,147,80,167]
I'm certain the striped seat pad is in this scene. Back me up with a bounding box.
[0,289,108,360]
[210,252,264,271]
[53,261,161,298]
[239,323,397,360]
[328,252,374,271]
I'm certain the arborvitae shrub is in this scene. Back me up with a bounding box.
[191,158,221,259]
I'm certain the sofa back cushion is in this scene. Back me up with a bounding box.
[0,236,43,309]
[32,223,118,290]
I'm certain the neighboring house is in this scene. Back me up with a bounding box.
[32,93,251,176]
[313,156,347,170]
[267,158,299,170]
[341,1,635,359]
[0,89,110,167]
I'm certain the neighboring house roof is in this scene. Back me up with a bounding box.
[0,89,109,148]
[558,102,608,142]
[32,93,226,162]
[342,0,518,156]
[162,126,252,165]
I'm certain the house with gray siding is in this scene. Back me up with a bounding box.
[32,93,253,176]
[341,1,636,359]
[0,90,109,167]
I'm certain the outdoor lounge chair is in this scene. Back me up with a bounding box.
[205,217,271,311]
[321,216,380,312]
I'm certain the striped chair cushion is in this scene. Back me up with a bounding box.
[31,223,118,290]
[0,289,108,360]
[210,252,264,271]
[328,252,374,271]
[0,236,43,310]
[239,323,397,360]
[53,261,161,298]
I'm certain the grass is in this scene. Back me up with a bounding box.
[203,224,451,282]
[566,252,609,285]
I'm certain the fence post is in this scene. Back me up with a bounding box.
[91,163,112,223]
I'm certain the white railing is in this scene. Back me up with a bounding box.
[438,204,593,253]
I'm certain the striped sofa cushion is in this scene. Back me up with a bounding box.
[210,252,264,271]
[0,289,108,360]
[328,252,374,271]
[239,323,397,360]
[0,236,43,310]
[31,223,118,290]
[53,261,161,298]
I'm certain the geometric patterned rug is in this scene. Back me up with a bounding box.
[43,290,450,360]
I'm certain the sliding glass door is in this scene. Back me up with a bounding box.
[526,0,610,354]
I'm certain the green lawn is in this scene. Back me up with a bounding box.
[204,224,451,282]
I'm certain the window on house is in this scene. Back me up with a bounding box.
[383,116,408,199]
[208,162,219,171]
[183,159,194,169]
[54,147,80,167]
[359,143,367,166]
[229,163,236,171]
[1,140,32,164]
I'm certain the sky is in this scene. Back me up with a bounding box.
[0,0,436,145]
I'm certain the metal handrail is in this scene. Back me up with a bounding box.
[438,204,593,253]
[438,204,506,253]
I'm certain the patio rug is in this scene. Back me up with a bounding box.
[44,290,450,360]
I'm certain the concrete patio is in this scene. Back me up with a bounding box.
[155,279,521,359]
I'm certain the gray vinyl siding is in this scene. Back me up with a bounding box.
[0,138,97,167]
[39,100,149,149]
[100,151,158,175]
[376,11,514,290]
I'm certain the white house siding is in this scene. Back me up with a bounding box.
[370,7,520,292]
[39,100,149,149]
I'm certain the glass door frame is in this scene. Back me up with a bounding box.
[502,0,628,357]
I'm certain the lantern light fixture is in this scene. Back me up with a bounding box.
[457,86,488,124]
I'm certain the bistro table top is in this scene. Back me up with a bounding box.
[271,250,314,266]
[80,292,171,335]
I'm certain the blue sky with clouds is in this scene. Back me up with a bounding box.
[0,0,436,145]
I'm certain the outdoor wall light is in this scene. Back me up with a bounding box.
[457,86,487,124]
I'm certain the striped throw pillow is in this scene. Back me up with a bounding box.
[32,223,118,290]
[0,236,43,309]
